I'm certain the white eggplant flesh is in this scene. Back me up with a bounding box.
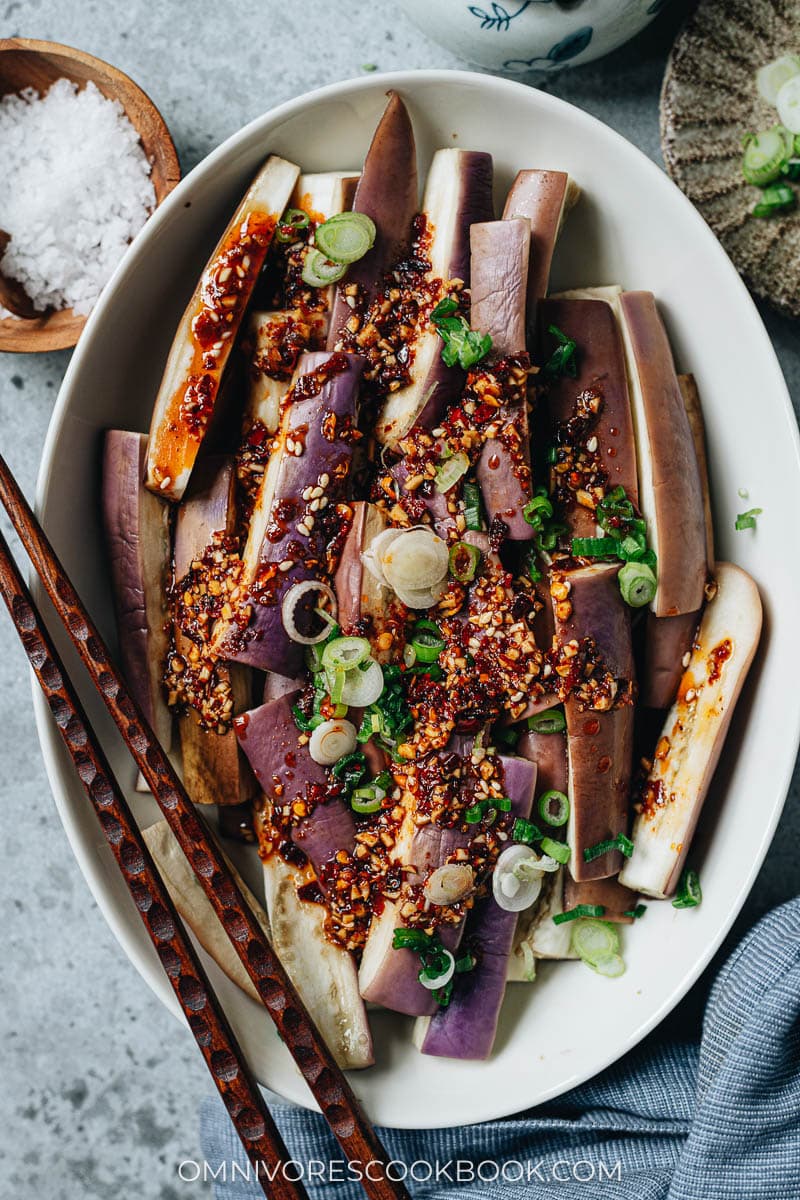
[620,563,762,899]
[262,854,374,1070]
[145,155,300,501]
[141,819,270,1005]
[508,868,575,977]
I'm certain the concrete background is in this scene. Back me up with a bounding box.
[1,2,798,1197]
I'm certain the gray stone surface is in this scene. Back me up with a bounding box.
[0,1,797,1196]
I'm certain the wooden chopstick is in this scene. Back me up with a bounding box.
[0,526,308,1200]
[0,453,410,1200]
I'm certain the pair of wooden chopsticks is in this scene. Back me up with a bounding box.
[0,452,408,1200]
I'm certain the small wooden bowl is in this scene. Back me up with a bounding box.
[0,38,181,353]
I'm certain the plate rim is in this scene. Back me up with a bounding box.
[31,67,800,1127]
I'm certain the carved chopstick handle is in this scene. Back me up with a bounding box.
[0,455,409,1200]
[0,529,308,1200]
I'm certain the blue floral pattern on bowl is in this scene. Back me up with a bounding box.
[398,0,664,73]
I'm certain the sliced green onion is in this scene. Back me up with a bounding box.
[418,948,455,990]
[434,450,469,493]
[552,904,605,925]
[571,536,619,558]
[465,802,486,824]
[538,790,570,828]
[495,796,512,813]
[756,54,800,105]
[448,540,481,584]
[545,445,557,464]
[276,207,311,243]
[781,157,800,180]
[523,491,553,528]
[455,951,476,973]
[432,979,454,1007]
[590,953,626,978]
[735,507,762,531]
[583,832,634,862]
[624,904,647,919]
[410,619,445,663]
[511,816,542,845]
[752,182,797,218]
[314,212,376,264]
[777,73,800,134]
[527,709,566,735]
[672,866,702,909]
[741,127,790,186]
[392,928,431,951]
[571,917,620,965]
[322,636,371,673]
[463,481,483,531]
[618,561,657,608]
[301,248,348,287]
[540,837,570,864]
[351,786,384,815]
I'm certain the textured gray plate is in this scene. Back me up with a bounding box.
[661,0,800,320]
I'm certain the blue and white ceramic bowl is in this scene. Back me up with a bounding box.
[398,0,667,73]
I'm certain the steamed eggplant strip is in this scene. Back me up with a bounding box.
[414,755,537,1059]
[244,172,358,435]
[376,147,495,446]
[621,563,761,899]
[616,291,707,619]
[253,808,374,1070]
[102,431,173,756]
[327,93,419,352]
[146,155,300,502]
[471,218,535,541]
[171,456,256,807]
[539,295,639,541]
[551,562,635,882]
[503,170,579,330]
[213,350,363,676]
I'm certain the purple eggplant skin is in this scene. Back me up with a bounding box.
[552,562,635,882]
[234,692,357,872]
[563,875,637,925]
[213,350,363,676]
[502,170,576,333]
[327,93,418,352]
[376,149,495,445]
[469,218,529,358]
[517,730,567,797]
[539,297,639,541]
[471,219,535,542]
[417,755,537,1060]
[102,431,173,752]
[173,455,256,807]
[618,292,707,619]
[641,609,700,710]
[641,374,711,710]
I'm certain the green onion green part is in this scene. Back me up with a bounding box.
[735,507,762,531]
[511,817,542,845]
[527,708,566,735]
[410,619,445,663]
[463,481,483,531]
[540,837,570,864]
[552,904,605,925]
[543,324,578,379]
[672,867,702,909]
[741,127,790,186]
[538,789,570,828]
[752,182,797,218]
[448,540,481,584]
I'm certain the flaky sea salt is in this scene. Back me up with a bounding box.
[0,79,156,316]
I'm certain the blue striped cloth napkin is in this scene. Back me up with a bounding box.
[199,898,800,1198]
